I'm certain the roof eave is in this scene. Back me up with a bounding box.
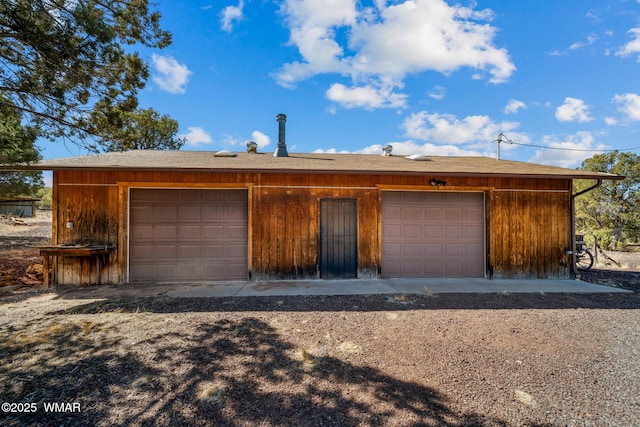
[3,164,624,181]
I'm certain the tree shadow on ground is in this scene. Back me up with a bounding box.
[138,317,507,426]
[0,320,163,426]
[1,316,520,426]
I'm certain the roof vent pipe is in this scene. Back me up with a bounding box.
[246,141,258,154]
[274,113,289,157]
[382,144,393,156]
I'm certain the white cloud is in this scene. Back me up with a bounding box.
[604,117,618,125]
[313,147,351,154]
[276,0,357,87]
[504,99,526,114]
[347,1,514,82]
[555,97,593,122]
[401,111,525,146]
[614,93,640,120]
[326,82,407,109]
[222,134,242,146]
[569,34,598,50]
[529,132,608,168]
[428,85,446,100]
[353,140,483,157]
[220,0,244,32]
[179,127,212,145]
[276,0,514,109]
[552,32,603,56]
[251,130,271,148]
[151,54,192,94]
[616,28,640,60]
[283,0,358,29]
[586,10,600,22]
[315,109,537,158]
[315,140,482,157]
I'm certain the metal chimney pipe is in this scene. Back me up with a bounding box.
[274,113,289,157]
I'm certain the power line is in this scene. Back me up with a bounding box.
[509,140,640,152]
[495,134,640,153]
[509,142,640,153]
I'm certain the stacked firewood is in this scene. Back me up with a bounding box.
[21,264,45,285]
[0,269,20,287]
[0,269,22,296]
[0,265,45,293]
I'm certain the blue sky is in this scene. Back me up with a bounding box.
[42,0,640,169]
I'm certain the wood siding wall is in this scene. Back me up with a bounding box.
[52,170,572,284]
[489,190,571,279]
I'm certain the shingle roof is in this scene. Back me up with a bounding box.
[8,150,624,180]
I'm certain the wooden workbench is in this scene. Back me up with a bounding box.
[37,245,112,288]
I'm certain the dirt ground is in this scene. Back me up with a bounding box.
[0,214,52,293]
[1,216,639,426]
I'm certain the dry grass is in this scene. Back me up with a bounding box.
[298,347,316,366]
[81,320,97,334]
[337,341,361,353]
[198,382,225,404]
[387,293,411,304]
[1,321,77,350]
[131,376,152,389]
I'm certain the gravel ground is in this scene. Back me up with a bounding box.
[1,216,639,426]
[1,292,639,426]
[0,213,52,238]
[0,214,52,253]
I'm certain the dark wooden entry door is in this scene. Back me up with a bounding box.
[320,199,358,278]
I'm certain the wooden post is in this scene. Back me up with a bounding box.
[42,255,50,289]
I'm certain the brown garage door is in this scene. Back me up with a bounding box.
[382,192,484,278]
[129,189,247,281]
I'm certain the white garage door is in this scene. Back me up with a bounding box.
[382,192,485,278]
[129,189,248,281]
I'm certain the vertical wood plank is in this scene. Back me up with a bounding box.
[118,184,128,284]
[276,200,285,278]
[246,185,253,280]
[542,191,552,278]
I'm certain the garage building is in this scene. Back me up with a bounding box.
[15,146,622,285]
